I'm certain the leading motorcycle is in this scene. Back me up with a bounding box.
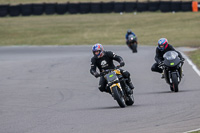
[99,66,134,108]
[127,34,137,53]
[158,51,184,92]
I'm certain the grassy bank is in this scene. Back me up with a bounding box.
[0,12,199,68]
[187,49,200,69]
[0,12,200,46]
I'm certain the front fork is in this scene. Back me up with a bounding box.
[167,70,181,84]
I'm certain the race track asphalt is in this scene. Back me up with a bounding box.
[0,45,199,133]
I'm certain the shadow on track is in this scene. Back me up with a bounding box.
[74,105,140,111]
[137,89,197,95]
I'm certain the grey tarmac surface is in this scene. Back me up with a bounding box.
[0,45,199,133]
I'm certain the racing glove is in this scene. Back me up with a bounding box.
[93,72,100,78]
[120,61,125,67]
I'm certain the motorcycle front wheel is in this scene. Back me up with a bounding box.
[112,86,126,108]
[131,43,137,53]
[171,73,179,92]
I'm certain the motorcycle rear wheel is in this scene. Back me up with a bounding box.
[112,86,126,108]
[125,94,134,106]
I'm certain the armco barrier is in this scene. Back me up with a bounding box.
[21,4,32,16]
[32,3,44,15]
[171,1,182,12]
[68,3,79,14]
[44,3,56,15]
[181,2,192,11]
[102,2,114,13]
[56,3,67,14]
[124,2,137,12]
[148,2,160,11]
[90,3,102,13]
[79,3,90,14]
[114,2,124,12]
[0,1,195,17]
[137,2,148,12]
[9,5,21,16]
[0,5,8,17]
[160,1,171,12]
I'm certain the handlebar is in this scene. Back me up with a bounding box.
[99,66,122,77]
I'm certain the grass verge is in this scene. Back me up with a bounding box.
[0,12,200,46]
[0,12,199,69]
[187,49,200,69]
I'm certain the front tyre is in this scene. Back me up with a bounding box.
[131,43,137,53]
[112,86,126,108]
[170,86,174,92]
[171,73,179,92]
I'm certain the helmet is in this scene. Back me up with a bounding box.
[127,29,132,34]
[158,38,168,51]
[92,43,104,58]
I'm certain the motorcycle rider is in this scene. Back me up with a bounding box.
[125,29,138,45]
[90,43,134,95]
[151,38,184,78]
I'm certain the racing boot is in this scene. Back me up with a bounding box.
[126,80,134,94]
[161,72,165,79]
[105,86,112,95]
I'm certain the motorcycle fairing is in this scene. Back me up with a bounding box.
[105,71,118,83]
[163,51,181,67]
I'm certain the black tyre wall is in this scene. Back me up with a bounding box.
[181,2,192,12]
[148,1,159,11]
[160,1,171,12]
[114,2,124,13]
[9,5,21,16]
[68,3,79,14]
[124,2,137,12]
[171,1,182,12]
[44,3,56,15]
[137,2,148,12]
[90,3,102,13]
[79,3,90,14]
[32,4,44,15]
[56,3,67,14]
[0,5,8,17]
[21,4,32,16]
[102,2,114,13]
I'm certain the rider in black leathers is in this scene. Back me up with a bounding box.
[90,43,134,94]
[151,38,184,75]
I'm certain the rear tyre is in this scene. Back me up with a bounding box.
[125,94,134,106]
[112,86,126,108]
[171,73,179,92]
[170,86,174,92]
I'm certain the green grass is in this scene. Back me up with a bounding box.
[188,131,200,133]
[0,12,200,46]
[187,49,200,69]
[0,12,199,68]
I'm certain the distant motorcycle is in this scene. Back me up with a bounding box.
[99,66,134,108]
[158,51,184,92]
[127,34,137,53]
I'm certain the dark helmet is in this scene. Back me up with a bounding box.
[127,29,132,34]
[92,43,104,58]
[158,38,168,51]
